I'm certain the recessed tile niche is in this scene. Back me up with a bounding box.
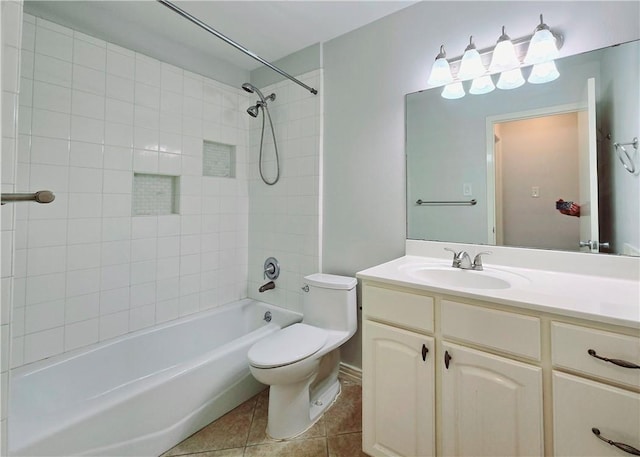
[132,173,180,216]
[203,140,236,178]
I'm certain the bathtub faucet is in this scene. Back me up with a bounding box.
[259,281,275,293]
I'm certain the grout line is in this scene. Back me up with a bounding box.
[243,392,259,449]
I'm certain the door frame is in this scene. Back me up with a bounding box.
[485,103,583,244]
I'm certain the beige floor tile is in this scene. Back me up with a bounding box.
[161,380,362,457]
[324,383,362,436]
[327,432,367,457]
[163,396,258,456]
[244,437,328,457]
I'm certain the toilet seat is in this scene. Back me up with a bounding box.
[248,324,328,368]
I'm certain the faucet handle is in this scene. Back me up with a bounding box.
[472,251,492,270]
[444,248,460,267]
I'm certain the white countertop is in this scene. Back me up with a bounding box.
[357,255,640,329]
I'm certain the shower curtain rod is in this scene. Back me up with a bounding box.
[156,0,318,95]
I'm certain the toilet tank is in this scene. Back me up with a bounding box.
[302,273,357,333]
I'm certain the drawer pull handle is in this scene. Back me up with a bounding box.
[592,428,640,455]
[422,344,429,361]
[588,349,640,369]
[444,350,452,369]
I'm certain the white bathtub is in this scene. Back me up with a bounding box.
[8,299,302,456]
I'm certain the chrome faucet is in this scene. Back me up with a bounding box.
[445,248,473,269]
[444,248,491,271]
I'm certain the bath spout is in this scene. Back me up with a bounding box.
[259,281,275,293]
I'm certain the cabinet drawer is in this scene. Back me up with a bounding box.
[363,285,434,333]
[441,300,540,360]
[552,322,640,389]
[553,371,640,456]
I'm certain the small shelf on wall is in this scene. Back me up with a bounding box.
[203,140,236,178]
[132,173,180,216]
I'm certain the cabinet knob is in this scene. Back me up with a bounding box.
[422,344,429,361]
[592,428,640,455]
[444,350,452,369]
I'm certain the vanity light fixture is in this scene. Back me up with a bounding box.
[497,67,526,90]
[458,36,486,80]
[428,14,563,100]
[427,45,454,86]
[528,60,560,84]
[441,81,466,99]
[489,26,520,73]
[470,75,496,95]
[524,14,560,65]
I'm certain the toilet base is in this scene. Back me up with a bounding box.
[309,377,341,424]
[266,377,341,440]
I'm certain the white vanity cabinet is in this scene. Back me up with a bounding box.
[360,280,640,457]
[551,323,640,456]
[439,299,544,456]
[441,342,543,456]
[362,285,436,457]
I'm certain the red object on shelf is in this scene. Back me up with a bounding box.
[556,199,580,217]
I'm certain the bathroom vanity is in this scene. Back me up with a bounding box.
[357,242,640,457]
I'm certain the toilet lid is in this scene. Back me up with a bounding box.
[248,324,328,368]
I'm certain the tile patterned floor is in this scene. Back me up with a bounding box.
[161,378,366,457]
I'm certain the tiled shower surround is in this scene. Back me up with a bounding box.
[2,1,25,451]
[247,70,322,313]
[10,14,322,368]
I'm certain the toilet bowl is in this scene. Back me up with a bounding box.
[247,273,357,439]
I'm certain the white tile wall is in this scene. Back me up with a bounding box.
[13,14,250,368]
[247,70,323,313]
[1,1,24,452]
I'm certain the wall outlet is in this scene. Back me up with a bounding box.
[531,186,540,198]
[463,183,472,196]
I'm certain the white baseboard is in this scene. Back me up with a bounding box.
[339,362,362,384]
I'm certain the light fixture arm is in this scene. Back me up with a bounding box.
[497,26,511,43]
[534,14,550,33]
[465,36,476,52]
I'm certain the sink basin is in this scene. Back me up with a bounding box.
[403,265,529,290]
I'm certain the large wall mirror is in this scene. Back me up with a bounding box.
[406,40,639,256]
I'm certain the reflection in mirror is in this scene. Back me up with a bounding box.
[406,40,639,256]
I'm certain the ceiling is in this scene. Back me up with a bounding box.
[24,1,416,72]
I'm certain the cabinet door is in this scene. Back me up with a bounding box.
[363,320,435,457]
[554,371,640,456]
[441,342,543,457]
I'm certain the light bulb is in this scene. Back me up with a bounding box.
[470,75,496,95]
[427,45,454,86]
[489,26,520,73]
[497,68,525,90]
[458,36,486,80]
[441,82,465,99]
[524,14,560,65]
[528,60,560,84]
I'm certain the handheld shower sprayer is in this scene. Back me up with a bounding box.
[242,82,276,105]
[242,82,280,185]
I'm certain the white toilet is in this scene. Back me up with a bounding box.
[247,273,357,439]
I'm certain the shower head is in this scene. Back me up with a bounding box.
[241,82,266,102]
[247,104,260,118]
